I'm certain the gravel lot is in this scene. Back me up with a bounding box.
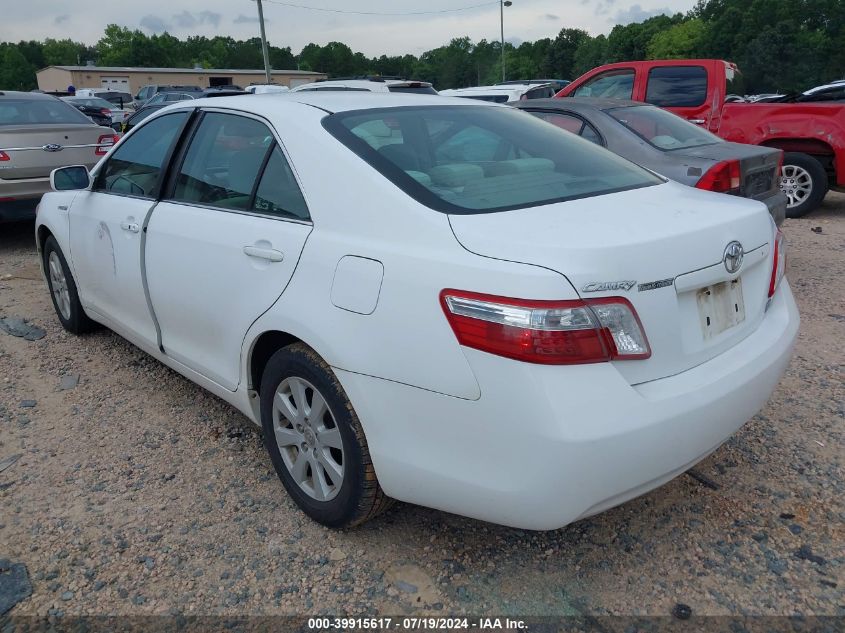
[0,197,843,618]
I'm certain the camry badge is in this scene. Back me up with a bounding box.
[42,144,64,152]
[723,241,744,274]
[581,280,637,293]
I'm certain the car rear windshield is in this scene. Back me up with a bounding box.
[324,105,662,214]
[606,105,722,151]
[387,84,438,95]
[69,97,114,109]
[459,94,510,103]
[0,99,92,126]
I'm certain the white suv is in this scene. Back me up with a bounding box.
[292,77,437,95]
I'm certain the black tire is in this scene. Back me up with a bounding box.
[259,343,393,528]
[782,152,828,218]
[42,235,97,334]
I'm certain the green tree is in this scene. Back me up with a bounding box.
[0,46,36,89]
[542,28,590,79]
[647,18,706,59]
[42,38,88,66]
[572,34,608,76]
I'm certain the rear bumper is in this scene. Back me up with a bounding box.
[0,176,51,202]
[335,282,799,530]
[758,190,787,226]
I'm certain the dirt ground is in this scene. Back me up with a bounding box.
[0,196,842,618]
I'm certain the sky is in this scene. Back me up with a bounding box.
[1,0,697,57]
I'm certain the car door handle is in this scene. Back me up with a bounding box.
[120,221,140,233]
[687,118,706,125]
[243,246,284,262]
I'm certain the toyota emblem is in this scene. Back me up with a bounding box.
[723,241,744,274]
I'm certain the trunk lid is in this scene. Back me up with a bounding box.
[448,181,775,384]
[0,124,108,180]
[682,141,781,200]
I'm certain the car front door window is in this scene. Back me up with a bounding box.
[96,112,189,198]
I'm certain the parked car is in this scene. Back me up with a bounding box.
[143,92,198,107]
[292,77,437,94]
[498,78,571,92]
[440,83,556,103]
[75,89,133,110]
[133,84,203,109]
[61,101,113,128]
[558,59,845,217]
[246,84,290,94]
[37,93,797,530]
[514,98,786,224]
[121,104,167,133]
[0,91,118,222]
[62,96,130,129]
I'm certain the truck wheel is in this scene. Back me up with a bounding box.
[780,152,828,218]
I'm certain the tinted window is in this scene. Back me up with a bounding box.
[530,111,603,145]
[325,105,661,214]
[523,85,556,100]
[607,105,721,150]
[173,113,273,211]
[97,112,188,197]
[253,146,310,220]
[572,69,635,99]
[388,85,438,95]
[645,66,707,107]
[0,99,92,126]
[459,95,509,103]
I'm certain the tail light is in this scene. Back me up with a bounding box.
[768,228,786,300]
[440,290,650,365]
[696,159,741,194]
[100,108,112,116]
[0,151,10,161]
[95,134,119,156]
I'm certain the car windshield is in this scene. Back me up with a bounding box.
[606,105,722,151]
[0,99,92,126]
[324,105,662,214]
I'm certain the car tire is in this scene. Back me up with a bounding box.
[781,152,828,218]
[43,236,97,334]
[260,343,393,528]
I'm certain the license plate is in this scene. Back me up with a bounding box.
[697,278,745,339]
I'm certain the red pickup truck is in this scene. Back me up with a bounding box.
[558,59,845,217]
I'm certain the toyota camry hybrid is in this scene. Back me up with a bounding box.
[35,93,798,530]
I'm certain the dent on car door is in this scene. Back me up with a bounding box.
[68,111,190,348]
[144,111,312,391]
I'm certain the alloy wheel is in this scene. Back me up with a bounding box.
[48,251,72,320]
[779,164,813,209]
[272,376,344,501]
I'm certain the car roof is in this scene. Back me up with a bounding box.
[513,97,645,111]
[163,92,482,117]
[0,90,59,101]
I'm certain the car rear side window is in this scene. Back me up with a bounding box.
[324,105,661,214]
[529,111,602,145]
[172,113,273,211]
[96,112,189,198]
[572,69,635,100]
[0,99,92,126]
[645,66,708,107]
[252,146,310,220]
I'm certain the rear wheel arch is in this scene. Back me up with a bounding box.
[248,330,305,394]
[760,138,835,178]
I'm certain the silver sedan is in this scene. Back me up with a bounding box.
[514,97,787,225]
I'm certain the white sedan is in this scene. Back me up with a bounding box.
[36,93,798,530]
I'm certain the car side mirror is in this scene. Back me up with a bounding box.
[51,165,91,191]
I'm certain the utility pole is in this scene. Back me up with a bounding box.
[256,0,272,84]
[500,0,512,82]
